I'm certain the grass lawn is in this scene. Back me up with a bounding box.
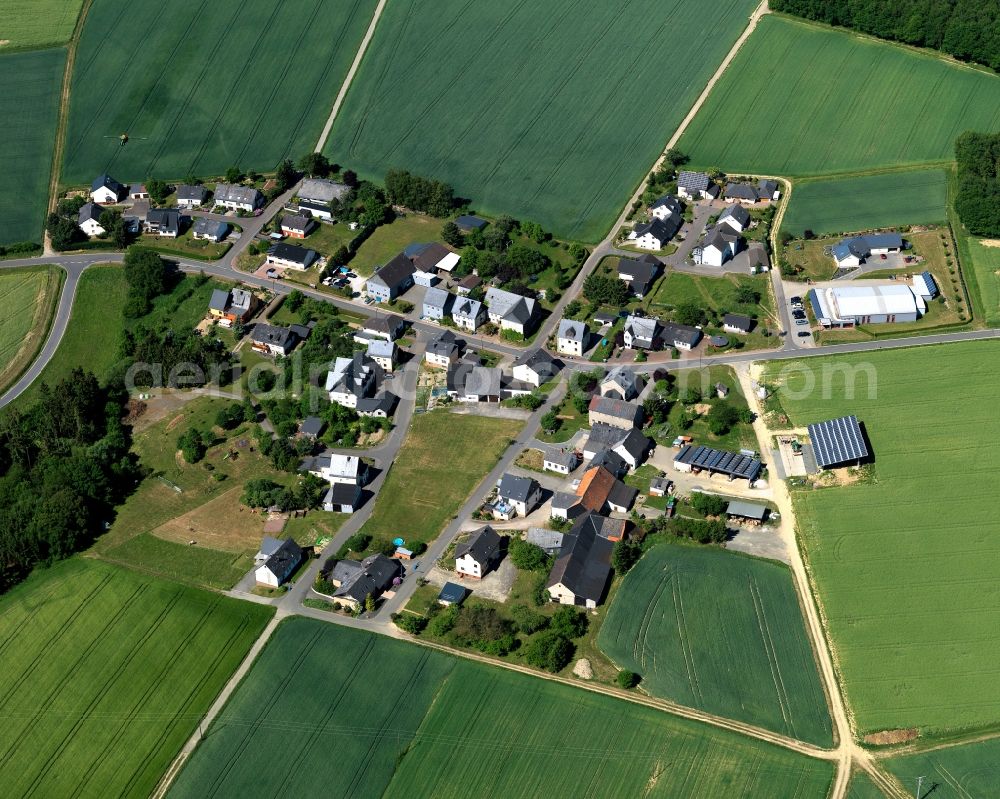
[327,0,759,241]
[0,0,84,48]
[536,393,588,444]
[964,239,1000,327]
[885,737,1000,799]
[169,618,835,798]
[624,464,669,511]
[300,219,353,258]
[679,15,1000,176]
[62,0,378,185]
[361,409,521,545]
[138,230,232,261]
[598,543,834,747]
[665,366,757,453]
[782,169,948,238]
[0,266,63,395]
[0,558,272,798]
[349,214,443,276]
[766,341,1000,736]
[0,48,65,245]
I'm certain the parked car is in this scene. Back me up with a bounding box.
[795,318,809,326]
[792,310,806,320]
[790,295,802,305]
[797,331,811,337]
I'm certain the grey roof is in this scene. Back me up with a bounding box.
[364,313,405,337]
[288,322,311,340]
[214,183,262,206]
[485,287,537,324]
[724,182,761,201]
[675,444,762,481]
[588,448,628,477]
[423,286,452,311]
[603,366,641,397]
[589,395,643,425]
[268,242,318,266]
[661,322,702,348]
[618,255,659,283]
[719,204,751,228]
[299,178,351,204]
[258,536,284,558]
[624,314,659,345]
[633,216,679,243]
[438,582,467,604]
[465,366,502,397]
[607,480,638,510]
[208,288,229,312]
[526,527,564,554]
[261,538,302,581]
[332,553,401,603]
[513,348,557,375]
[455,526,503,564]
[91,173,124,195]
[176,184,206,202]
[324,482,361,509]
[427,330,461,358]
[251,323,297,349]
[369,252,415,290]
[544,449,578,469]
[78,202,102,224]
[759,179,778,196]
[497,474,538,504]
[726,500,769,520]
[808,415,870,469]
[546,523,613,603]
[613,428,651,461]
[558,318,586,343]
[703,224,740,252]
[192,217,227,238]
[356,392,398,415]
[570,511,627,541]
[677,171,712,193]
[281,213,313,232]
[834,233,904,262]
[863,232,903,249]
[300,416,325,437]
[551,491,581,513]
[723,313,754,333]
[455,214,488,231]
[587,422,627,452]
[146,208,180,235]
[452,297,484,321]
[650,194,682,215]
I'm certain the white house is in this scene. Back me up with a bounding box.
[701,225,741,267]
[512,348,558,387]
[213,183,264,212]
[557,318,587,356]
[77,202,105,237]
[89,173,125,204]
[718,204,750,233]
[831,233,904,268]
[649,194,682,221]
[452,297,486,332]
[676,171,718,201]
[629,217,679,251]
[175,184,207,208]
[455,526,504,579]
[484,287,538,336]
[367,338,397,372]
[254,538,302,587]
[497,473,542,517]
[543,449,579,475]
[306,452,365,485]
[425,330,461,367]
[325,352,376,408]
[623,315,659,350]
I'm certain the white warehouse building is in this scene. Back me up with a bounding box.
[808,284,924,328]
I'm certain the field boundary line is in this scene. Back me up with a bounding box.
[314,0,388,153]
[150,610,284,799]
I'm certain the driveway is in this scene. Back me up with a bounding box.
[424,557,517,603]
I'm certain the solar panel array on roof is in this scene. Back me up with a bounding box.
[808,415,869,469]
[675,445,762,481]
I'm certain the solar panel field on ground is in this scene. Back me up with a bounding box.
[885,737,1000,798]
[61,0,377,186]
[325,0,758,242]
[679,16,1000,176]
[598,543,833,747]
[782,169,949,237]
[170,619,835,798]
[766,340,1000,735]
[0,48,65,245]
[0,558,272,798]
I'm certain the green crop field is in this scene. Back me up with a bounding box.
[361,410,520,545]
[61,0,377,185]
[0,266,62,394]
[783,169,949,237]
[325,0,758,241]
[598,544,833,747]
[0,1,84,48]
[885,737,1000,799]
[679,16,1000,176]
[0,558,272,798]
[846,770,887,799]
[766,341,1000,735]
[964,239,1000,326]
[0,48,65,245]
[170,619,834,798]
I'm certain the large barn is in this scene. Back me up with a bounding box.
[808,415,871,469]
[808,285,922,328]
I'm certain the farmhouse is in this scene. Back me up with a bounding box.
[144,208,181,237]
[90,173,125,204]
[254,538,303,588]
[583,423,631,460]
[661,322,702,351]
[543,449,579,475]
[366,253,415,303]
[208,287,256,325]
[497,473,542,517]
[77,202,105,236]
[327,554,402,610]
[191,218,229,242]
[571,510,627,543]
[617,254,661,297]
[831,233,904,268]
[546,516,614,608]
[588,448,629,478]
[267,242,319,271]
[722,313,754,334]
[612,428,652,470]
[551,465,635,520]
[484,287,538,335]
[422,286,453,320]
[250,323,299,356]
[649,194,682,221]
[808,284,921,327]
[588,395,643,430]
[366,338,397,372]
[452,297,486,332]
[455,526,505,579]
[601,366,641,401]
[281,213,315,239]
[512,348,559,387]
[322,483,363,513]
[213,183,264,212]
[325,352,377,408]
[175,184,207,208]
[425,330,462,367]
[759,179,780,200]
[361,314,406,341]
[629,217,680,251]
[556,318,587,356]
[674,444,762,483]
[455,214,488,232]
[677,170,718,200]
[701,225,741,267]
[808,414,870,469]
[299,178,350,205]
[718,204,750,233]
[623,314,659,350]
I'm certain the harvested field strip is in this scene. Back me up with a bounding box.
[679,16,1000,176]
[326,0,758,241]
[598,543,833,747]
[0,558,272,798]
[169,619,835,798]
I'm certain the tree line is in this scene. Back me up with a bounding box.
[955,131,1000,236]
[771,0,1000,72]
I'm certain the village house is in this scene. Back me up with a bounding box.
[649,194,682,221]
[497,473,543,517]
[128,183,149,200]
[425,330,462,367]
[676,170,718,201]
[144,208,181,237]
[360,313,406,342]
[722,313,754,335]
[455,526,505,579]
[484,287,539,336]
[718,204,750,233]
[452,297,486,332]
[366,338,397,372]
[543,449,579,475]
[298,416,325,441]
[422,286,453,320]
[588,395,643,430]
[660,322,702,351]
[556,318,587,356]
[623,314,659,350]
[457,366,504,403]
[322,483,363,513]
[366,252,416,303]
[512,348,559,387]
[325,351,377,408]
[601,366,641,401]
[546,516,614,608]
[266,242,319,271]
[254,537,303,588]
[299,178,351,207]
[617,254,661,297]
[250,323,300,356]
[629,217,679,251]
[701,225,742,267]
[191,217,229,242]
[611,428,652,470]
[281,213,315,239]
[723,181,763,204]
[551,465,637,521]
[831,233,904,268]
[304,452,367,485]
[455,274,482,295]
[77,202,105,237]
[208,287,256,326]
[356,392,398,418]
[90,173,125,204]
[175,184,207,209]
[213,183,264,212]
[326,554,402,610]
